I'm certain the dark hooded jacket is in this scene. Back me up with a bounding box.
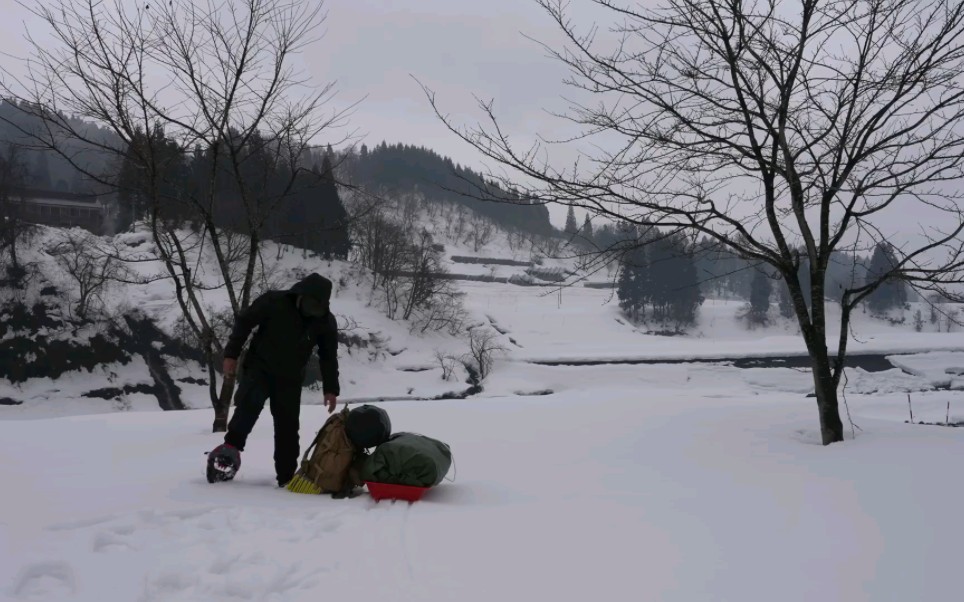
[224,273,340,395]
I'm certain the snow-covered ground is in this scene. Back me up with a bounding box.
[3,370,964,601]
[463,281,964,362]
[7,218,964,600]
[5,221,964,414]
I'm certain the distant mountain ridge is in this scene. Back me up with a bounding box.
[337,142,554,237]
[0,103,555,238]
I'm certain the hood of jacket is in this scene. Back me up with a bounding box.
[289,273,333,304]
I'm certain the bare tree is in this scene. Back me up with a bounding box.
[946,308,961,333]
[412,286,467,335]
[401,230,445,320]
[350,207,466,333]
[47,230,122,320]
[352,208,409,294]
[434,349,460,381]
[464,327,507,381]
[466,216,496,252]
[5,0,350,431]
[427,0,964,444]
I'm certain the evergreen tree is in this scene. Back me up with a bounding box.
[617,246,647,321]
[564,205,578,236]
[617,259,639,321]
[866,243,906,314]
[116,126,187,230]
[666,236,703,327]
[581,214,593,240]
[646,234,673,320]
[616,233,703,328]
[33,152,51,188]
[593,223,618,251]
[315,154,350,259]
[691,237,757,300]
[748,268,772,325]
[825,250,864,303]
[778,280,795,319]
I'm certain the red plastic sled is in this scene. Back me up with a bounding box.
[365,481,429,503]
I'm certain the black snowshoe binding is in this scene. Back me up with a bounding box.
[206,443,241,483]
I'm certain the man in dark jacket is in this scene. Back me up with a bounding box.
[206,273,340,486]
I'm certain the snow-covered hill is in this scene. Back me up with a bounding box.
[4,214,964,418]
[0,224,477,417]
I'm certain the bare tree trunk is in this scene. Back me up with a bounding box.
[808,339,845,445]
[808,262,844,444]
[784,259,845,444]
[213,368,234,432]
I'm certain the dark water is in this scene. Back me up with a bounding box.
[530,353,899,373]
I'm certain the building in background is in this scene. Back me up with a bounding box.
[12,189,107,234]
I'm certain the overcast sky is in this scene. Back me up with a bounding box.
[318,0,577,164]
[0,0,954,242]
[0,0,597,225]
[0,0,577,168]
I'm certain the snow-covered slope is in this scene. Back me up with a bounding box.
[5,217,964,417]
[0,225,477,415]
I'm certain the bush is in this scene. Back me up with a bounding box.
[462,327,507,381]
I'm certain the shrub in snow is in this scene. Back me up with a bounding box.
[434,350,461,382]
[46,230,123,320]
[462,327,507,382]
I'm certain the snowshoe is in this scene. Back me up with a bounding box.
[206,443,241,483]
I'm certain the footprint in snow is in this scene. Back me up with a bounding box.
[11,562,76,600]
[92,530,136,553]
[142,570,198,598]
[110,523,137,536]
[209,552,244,576]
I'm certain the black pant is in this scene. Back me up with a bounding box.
[224,368,302,485]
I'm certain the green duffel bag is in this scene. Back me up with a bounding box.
[360,433,453,488]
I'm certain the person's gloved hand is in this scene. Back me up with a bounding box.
[223,358,237,379]
[324,393,337,413]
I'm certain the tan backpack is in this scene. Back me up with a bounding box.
[286,408,360,496]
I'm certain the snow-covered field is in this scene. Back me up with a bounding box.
[7,220,964,601]
[3,371,964,602]
[463,281,964,362]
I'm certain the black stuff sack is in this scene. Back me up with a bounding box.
[345,404,391,449]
